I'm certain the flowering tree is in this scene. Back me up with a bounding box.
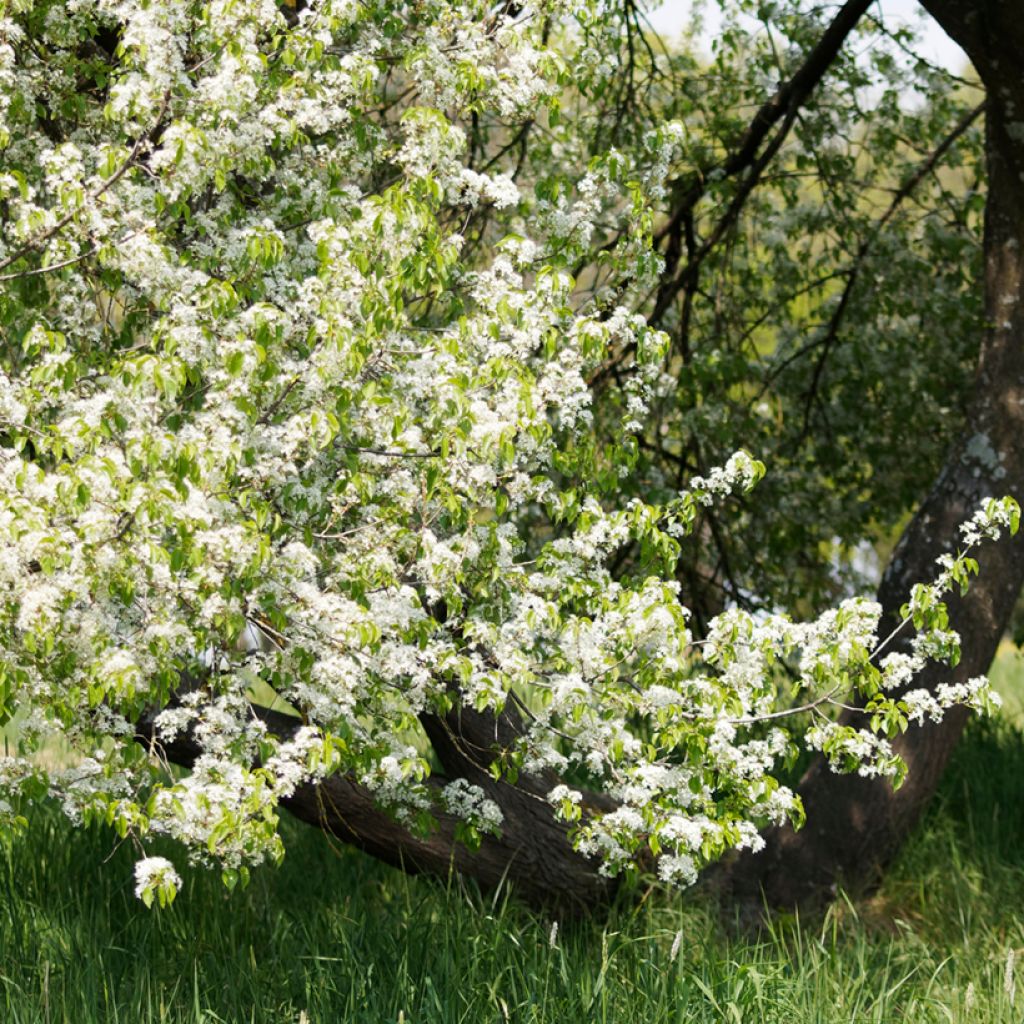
[0,0,1020,912]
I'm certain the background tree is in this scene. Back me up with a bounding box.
[715,0,1024,912]
[0,0,1018,913]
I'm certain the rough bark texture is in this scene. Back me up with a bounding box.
[713,0,1024,913]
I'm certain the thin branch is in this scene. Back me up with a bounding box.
[0,92,170,275]
[795,98,985,439]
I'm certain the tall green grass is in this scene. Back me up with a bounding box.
[4,647,1024,1023]
[2,714,1024,1022]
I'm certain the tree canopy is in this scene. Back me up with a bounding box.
[0,0,1020,911]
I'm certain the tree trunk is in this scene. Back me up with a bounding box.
[713,0,1024,912]
[136,699,617,916]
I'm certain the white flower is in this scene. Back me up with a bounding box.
[441,779,503,833]
[133,857,182,904]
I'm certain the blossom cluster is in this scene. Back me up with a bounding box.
[0,0,1013,902]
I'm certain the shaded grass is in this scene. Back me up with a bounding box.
[4,653,1024,1022]
[2,717,1024,1022]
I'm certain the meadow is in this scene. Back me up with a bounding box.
[3,651,1024,1023]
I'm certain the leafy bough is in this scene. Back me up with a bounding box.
[1,432,1014,907]
[0,0,1015,910]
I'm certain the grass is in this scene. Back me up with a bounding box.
[3,661,1024,1022]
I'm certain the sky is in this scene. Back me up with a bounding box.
[646,1,968,73]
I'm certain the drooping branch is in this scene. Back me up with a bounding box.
[135,697,617,914]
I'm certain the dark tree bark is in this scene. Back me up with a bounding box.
[713,0,1024,913]
[136,701,616,915]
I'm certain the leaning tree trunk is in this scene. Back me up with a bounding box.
[714,0,1024,912]
[136,698,617,916]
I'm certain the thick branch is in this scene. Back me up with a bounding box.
[135,699,616,913]
[590,0,872,386]
[650,105,800,325]
[654,0,872,255]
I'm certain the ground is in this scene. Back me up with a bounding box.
[2,647,1024,1022]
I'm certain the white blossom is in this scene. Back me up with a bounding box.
[0,0,1012,900]
[133,856,182,905]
